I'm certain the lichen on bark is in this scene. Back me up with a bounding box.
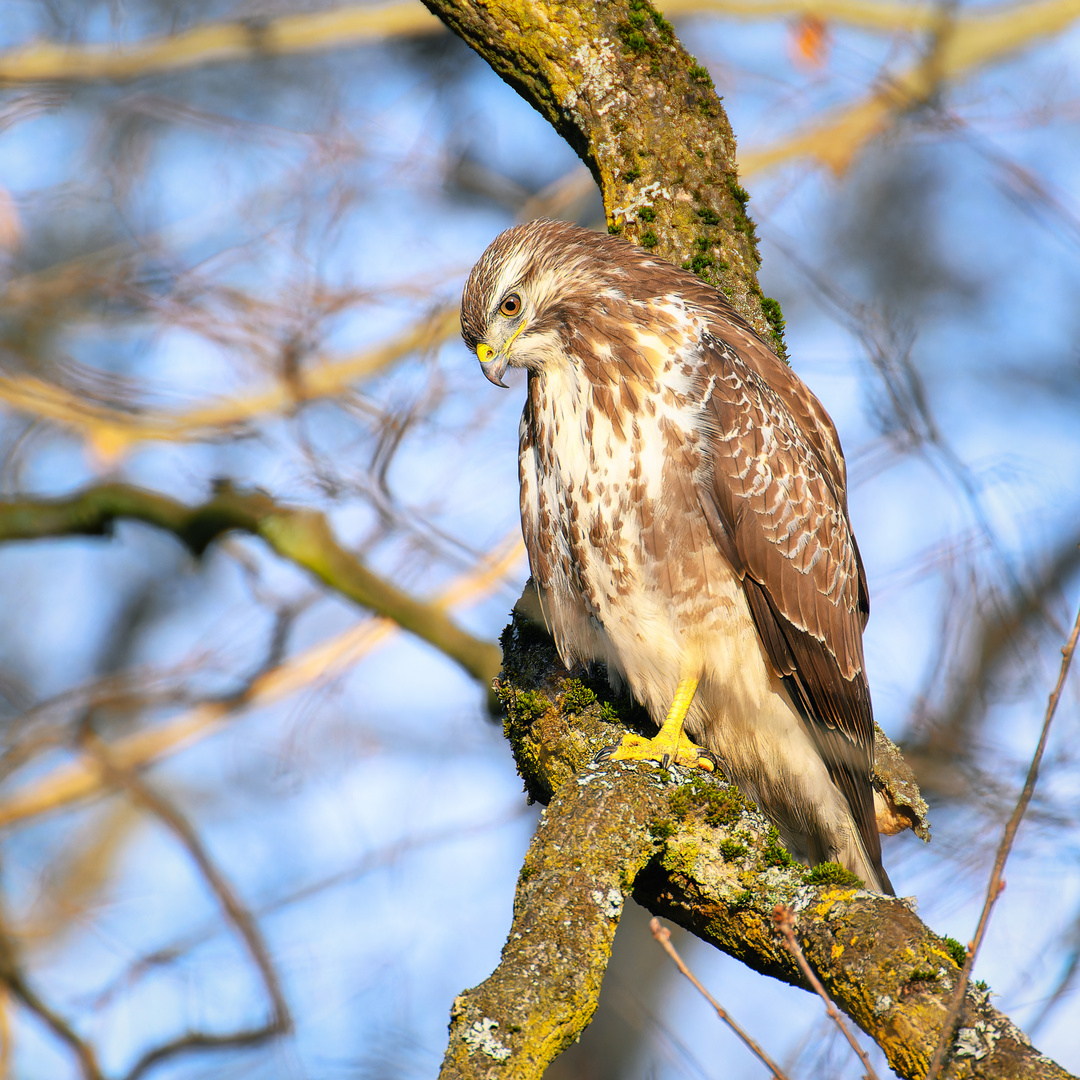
[439,593,1073,1080]
[418,0,787,357]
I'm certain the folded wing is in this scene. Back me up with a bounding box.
[695,320,887,890]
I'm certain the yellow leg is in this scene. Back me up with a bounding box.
[607,677,714,771]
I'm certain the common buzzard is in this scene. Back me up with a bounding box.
[462,219,891,894]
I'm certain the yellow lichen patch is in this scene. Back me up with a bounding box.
[811,886,859,919]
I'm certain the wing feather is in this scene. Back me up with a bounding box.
[696,321,886,886]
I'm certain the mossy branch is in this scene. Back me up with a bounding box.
[439,600,1074,1080]
[418,0,786,355]
[0,482,502,686]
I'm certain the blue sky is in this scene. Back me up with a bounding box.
[0,4,1078,1077]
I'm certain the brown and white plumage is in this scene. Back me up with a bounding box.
[462,218,891,894]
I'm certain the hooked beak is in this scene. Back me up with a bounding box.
[477,343,509,389]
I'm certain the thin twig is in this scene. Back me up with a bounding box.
[122,1025,282,1080]
[87,804,529,1012]
[82,732,292,1078]
[925,587,1080,1080]
[86,733,290,1025]
[772,905,881,1080]
[650,917,790,1080]
[0,908,104,1080]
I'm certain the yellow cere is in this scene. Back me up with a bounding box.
[477,343,494,363]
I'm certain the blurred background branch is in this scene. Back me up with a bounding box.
[4,0,1078,189]
[0,528,520,828]
[84,730,291,1080]
[0,481,503,681]
[0,304,459,458]
[0,0,1076,1076]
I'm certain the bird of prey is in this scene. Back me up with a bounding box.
[461,218,892,894]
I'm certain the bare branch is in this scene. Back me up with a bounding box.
[739,0,1080,178]
[0,307,458,456]
[0,5,443,83]
[773,905,880,1080]
[4,0,1077,193]
[0,909,105,1080]
[905,534,1080,791]
[0,532,520,828]
[926,582,1080,1080]
[81,732,290,1079]
[0,0,941,87]
[89,804,529,1014]
[650,917,789,1080]
[84,733,290,1022]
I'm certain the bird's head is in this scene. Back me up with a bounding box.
[460,219,631,388]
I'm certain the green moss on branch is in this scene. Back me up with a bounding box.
[418,0,784,353]
[445,592,1075,1080]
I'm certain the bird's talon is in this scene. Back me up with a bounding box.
[593,744,616,764]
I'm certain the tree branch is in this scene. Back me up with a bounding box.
[773,904,881,1080]
[649,917,789,1079]
[0,4,443,82]
[0,535,522,829]
[80,732,291,1080]
[440,757,665,1079]
[926,590,1080,1080]
[7,0,1078,193]
[0,907,105,1080]
[0,482,502,687]
[419,0,782,351]
[0,306,459,455]
[441,600,1075,1080]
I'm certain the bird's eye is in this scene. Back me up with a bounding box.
[499,293,522,317]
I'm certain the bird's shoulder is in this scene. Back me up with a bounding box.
[674,295,870,672]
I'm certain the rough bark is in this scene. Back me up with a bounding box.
[418,0,788,356]
[440,600,1074,1080]
[441,759,666,1079]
